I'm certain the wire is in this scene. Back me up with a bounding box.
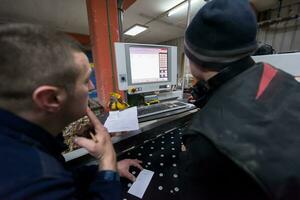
[181,0,192,94]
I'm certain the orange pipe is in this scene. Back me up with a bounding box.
[86,0,123,108]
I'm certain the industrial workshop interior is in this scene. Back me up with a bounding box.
[0,0,300,199]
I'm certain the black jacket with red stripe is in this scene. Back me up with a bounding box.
[179,59,300,200]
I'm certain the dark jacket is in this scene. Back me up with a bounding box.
[180,61,300,200]
[0,109,121,200]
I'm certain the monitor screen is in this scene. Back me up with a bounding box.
[114,42,177,94]
[129,46,169,84]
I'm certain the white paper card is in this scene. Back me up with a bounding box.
[108,111,119,120]
[128,169,154,199]
[104,106,139,133]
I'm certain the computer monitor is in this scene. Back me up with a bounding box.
[114,42,177,94]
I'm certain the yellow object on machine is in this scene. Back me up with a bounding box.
[144,94,160,106]
[109,92,129,111]
[145,99,160,106]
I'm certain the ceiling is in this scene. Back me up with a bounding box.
[0,0,206,44]
[0,0,89,35]
[122,0,207,43]
[0,0,277,44]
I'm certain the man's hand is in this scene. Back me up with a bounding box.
[74,107,117,171]
[117,159,143,182]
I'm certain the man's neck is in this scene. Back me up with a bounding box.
[202,71,219,81]
[16,111,62,137]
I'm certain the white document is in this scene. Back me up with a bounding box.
[128,169,154,199]
[104,106,139,133]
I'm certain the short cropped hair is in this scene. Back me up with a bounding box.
[0,23,83,111]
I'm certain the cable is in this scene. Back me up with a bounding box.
[181,0,192,95]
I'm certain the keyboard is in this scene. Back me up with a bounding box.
[137,101,189,118]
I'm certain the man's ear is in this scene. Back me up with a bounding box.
[32,86,67,112]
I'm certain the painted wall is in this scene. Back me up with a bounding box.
[257,0,300,53]
[252,52,300,76]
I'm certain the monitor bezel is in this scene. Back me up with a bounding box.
[125,44,172,85]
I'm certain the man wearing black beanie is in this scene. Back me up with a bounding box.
[179,0,300,200]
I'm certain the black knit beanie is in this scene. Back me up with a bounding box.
[184,0,258,70]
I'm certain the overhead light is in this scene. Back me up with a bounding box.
[168,0,205,17]
[124,24,148,36]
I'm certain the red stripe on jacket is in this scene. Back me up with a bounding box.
[256,64,278,100]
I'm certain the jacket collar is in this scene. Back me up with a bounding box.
[207,56,255,90]
[0,108,67,162]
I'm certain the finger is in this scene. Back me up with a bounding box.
[132,159,143,165]
[110,132,118,137]
[181,144,186,151]
[73,136,95,151]
[124,171,136,182]
[131,160,143,170]
[86,107,104,130]
[135,159,143,164]
[89,132,98,143]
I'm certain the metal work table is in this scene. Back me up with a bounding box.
[63,106,198,200]
[63,107,198,164]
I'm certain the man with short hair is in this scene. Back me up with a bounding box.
[0,23,123,200]
[179,0,300,199]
